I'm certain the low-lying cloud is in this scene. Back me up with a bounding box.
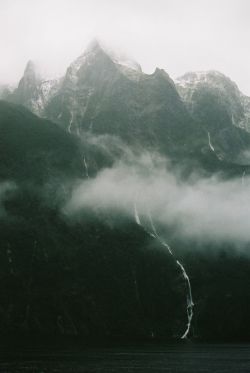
[63,149,250,246]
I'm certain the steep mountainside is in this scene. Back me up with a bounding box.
[0,101,190,341]
[2,44,250,343]
[176,71,250,164]
[0,101,81,181]
[9,61,61,117]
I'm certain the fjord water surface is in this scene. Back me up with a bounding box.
[0,344,250,372]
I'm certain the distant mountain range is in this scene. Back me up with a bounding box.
[1,40,250,342]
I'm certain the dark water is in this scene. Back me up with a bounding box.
[0,344,250,372]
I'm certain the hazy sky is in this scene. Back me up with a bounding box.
[1,0,250,95]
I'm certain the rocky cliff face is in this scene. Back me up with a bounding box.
[176,71,250,131]
[9,61,61,116]
[176,71,250,164]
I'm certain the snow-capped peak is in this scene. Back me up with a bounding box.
[176,70,250,132]
[175,70,238,91]
[102,44,142,73]
[69,39,142,77]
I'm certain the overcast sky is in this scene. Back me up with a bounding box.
[1,0,250,94]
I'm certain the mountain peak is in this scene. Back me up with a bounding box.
[84,38,103,53]
[25,60,36,71]
[176,70,238,91]
[23,60,41,82]
[69,39,142,76]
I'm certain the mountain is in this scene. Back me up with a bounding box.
[9,61,61,116]
[9,42,250,169]
[176,71,249,128]
[2,44,250,343]
[9,42,205,160]
[44,40,202,162]
[0,100,249,343]
[9,61,41,112]
[0,100,189,341]
[176,71,250,164]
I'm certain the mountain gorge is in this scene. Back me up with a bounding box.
[1,41,250,342]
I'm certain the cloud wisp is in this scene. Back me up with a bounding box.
[63,150,250,246]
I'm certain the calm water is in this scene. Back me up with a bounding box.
[0,344,249,372]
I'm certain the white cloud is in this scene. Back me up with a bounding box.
[64,150,250,245]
